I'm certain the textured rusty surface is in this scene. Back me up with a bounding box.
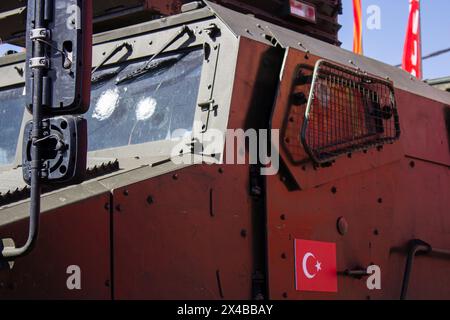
[396,90,450,167]
[112,38,278,299]
[272,48,403,190]
[267,161,400,299]
[386,158,450,300]
[112,164,254,299]
[0,193,111,299]
[266,46,450,300]
[0,4,449,300]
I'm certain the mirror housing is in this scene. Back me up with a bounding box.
[25,0,92,115]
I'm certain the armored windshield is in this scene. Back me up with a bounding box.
[87,48,203,151]
[0,86,25,166]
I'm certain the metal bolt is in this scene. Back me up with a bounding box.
[240,229,247,238]
[337,217,348,235]
[146,196,154,205]
[292,92,307,105]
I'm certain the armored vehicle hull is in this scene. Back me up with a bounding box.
[0,1,449,300]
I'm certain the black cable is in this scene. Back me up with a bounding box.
[394,47,450,67]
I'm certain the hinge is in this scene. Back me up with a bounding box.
[197,42,220,132]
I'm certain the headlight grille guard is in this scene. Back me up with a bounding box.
[301,59,401,164]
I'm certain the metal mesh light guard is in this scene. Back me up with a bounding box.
[301,59,401,164]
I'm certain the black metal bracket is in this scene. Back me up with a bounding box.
[22,116,87,185]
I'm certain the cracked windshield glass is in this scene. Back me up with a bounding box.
[87,48,203,151]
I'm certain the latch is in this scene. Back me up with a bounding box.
[203,23,220,39]
[198,99,218,133]
[197,42,220,133]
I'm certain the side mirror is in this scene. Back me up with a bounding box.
[23,0,92,185]
[2,0,92,260]
[25,0,92,115]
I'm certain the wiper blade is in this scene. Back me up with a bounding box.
[115,25,192,84]
[91,70,120,84]
[115,57,180,85]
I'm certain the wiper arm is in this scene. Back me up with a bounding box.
[91,42,133,83]
[116,25,192,84]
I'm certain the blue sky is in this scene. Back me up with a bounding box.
[1,1,449,79]
[339,0,450,79]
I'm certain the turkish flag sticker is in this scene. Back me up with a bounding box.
[295,239,338,293]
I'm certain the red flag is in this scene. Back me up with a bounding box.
[352,0,363,54]
[402,0,422,79]
[295,239,338,293]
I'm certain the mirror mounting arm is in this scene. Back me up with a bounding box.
[1,0,48,261]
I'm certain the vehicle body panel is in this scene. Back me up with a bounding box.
[0,1,449,300]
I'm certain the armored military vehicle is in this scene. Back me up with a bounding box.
[0,0,449,300]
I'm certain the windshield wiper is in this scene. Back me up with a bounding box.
[115,25,193,84]
[92,70,120,84]
[91,42,133,84]
[115,57,182,85]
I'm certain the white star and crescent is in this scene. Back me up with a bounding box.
[302,252,322,279]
